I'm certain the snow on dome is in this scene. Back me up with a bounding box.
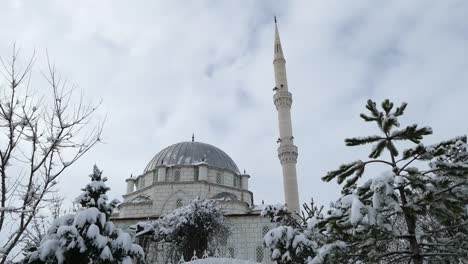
[144,141,240,174]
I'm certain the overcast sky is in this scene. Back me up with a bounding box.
[1,0,467,209]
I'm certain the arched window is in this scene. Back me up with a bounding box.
[216,172,223,184]
[194,167,199,181]
[176,199,183,208]
[256,246,264,262]
[174,168,180,181]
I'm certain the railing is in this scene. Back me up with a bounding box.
[163,250,259,264]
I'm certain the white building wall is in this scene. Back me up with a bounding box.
[118,181,253,218]
[223,215,274,264]
[113,214,275,264]
[115,165,270,263]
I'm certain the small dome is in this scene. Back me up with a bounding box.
[144,141,240,174]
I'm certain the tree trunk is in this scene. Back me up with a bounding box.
[398,187,423,264]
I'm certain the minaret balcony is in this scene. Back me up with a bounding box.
[277,144,298,164]
[273,91,293,109]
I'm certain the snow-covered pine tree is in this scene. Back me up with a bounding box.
[320,99,468,263]
[136,198,229,261]
[263,99,468,264]
[22,165,144,264]
[261,203,320,264]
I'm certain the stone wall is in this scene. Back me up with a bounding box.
[131,166,248,193]
[223,214,274,264]
[112,213,275,264]
[117,181,253,218]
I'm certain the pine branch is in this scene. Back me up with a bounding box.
[369,139,387,159]
[322,160,364,184]
[390,124,433,143]
[394,102,407,116]
[345,135,384,146]
[381,99,394,115]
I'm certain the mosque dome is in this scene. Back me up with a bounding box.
[144,141,240,174]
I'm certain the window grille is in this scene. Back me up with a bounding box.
[228,247,235,258]
[234,175,241,188]
[174,168,180,181]
[262,226,270,236]
[194,167,199,181]
[176,199,183,208]
[220,236,227,246]
[216,173,223,184]
[256,247,264,262]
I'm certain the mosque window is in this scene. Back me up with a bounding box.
[176,199,183,208]
[216,173,223,184]
[256,247,264,262]
[220,235,227,246]
[228,247,235,258]
[234,175,241,188]
[262,226,270,236]
[153,170,158,183]
[165,169,169,181]
[174,168,181,181]
[139,177,145,188]
[194,167,199,181]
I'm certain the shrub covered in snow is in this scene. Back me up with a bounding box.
[22,165,144,264]
[136,198,229,261]
[261,203,320,264]
[263,100,468,264]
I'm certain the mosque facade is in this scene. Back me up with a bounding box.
[111,20,299,263]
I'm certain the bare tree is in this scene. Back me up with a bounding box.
[0,46,103,263]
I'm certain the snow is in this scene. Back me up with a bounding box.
[350,192,364,225]
[308,242,346,264]
[186,258,259,264]
[100,246,113,261]
[86,223,99,238]
[56,225,78,238]
[22,165,144,263]
[137,198,226,240]
[73,207,105,228]
[113,231,133,251]
[264,226,287,247]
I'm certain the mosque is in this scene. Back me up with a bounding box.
[111,20,300,263]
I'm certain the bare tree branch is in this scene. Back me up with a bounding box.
[0,46,103,263]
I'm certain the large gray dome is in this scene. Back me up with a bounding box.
[144,141,240,174]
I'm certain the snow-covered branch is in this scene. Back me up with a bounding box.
[0,47,103,263]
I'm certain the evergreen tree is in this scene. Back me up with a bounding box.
[263,99,468,263]
[261,203,320,264]
[22,165,144,264]
[136,198,229,261]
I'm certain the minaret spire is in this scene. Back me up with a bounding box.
[272,18,300,213]
[274,18,285,63]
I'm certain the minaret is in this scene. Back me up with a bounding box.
[272,18,300,213]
